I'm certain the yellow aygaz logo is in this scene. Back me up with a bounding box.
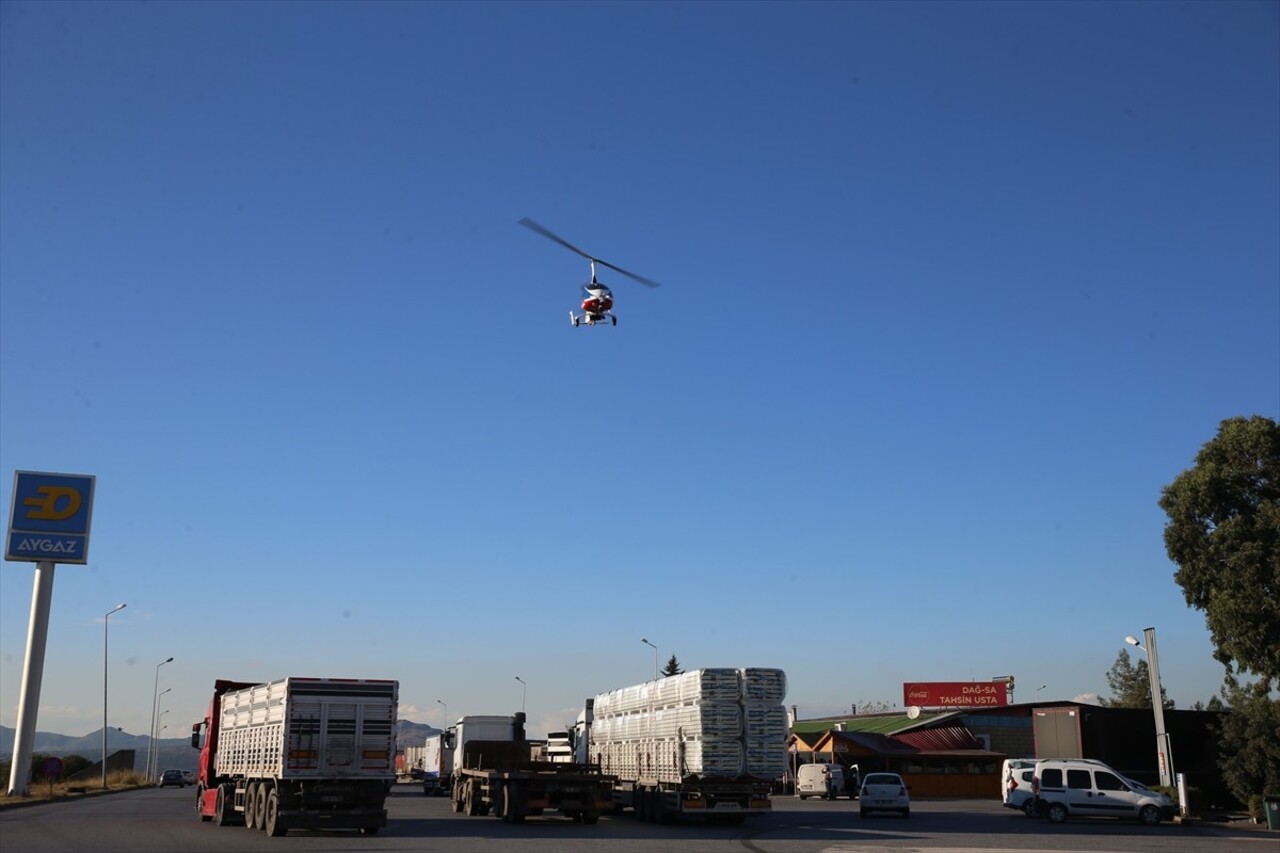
[23,486,82,521]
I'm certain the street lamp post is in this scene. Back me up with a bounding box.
[436,699,449,726]
[1125,628,1175,790]
[641,638,659,680]
[515,676,527,713]
[148,657,174,782]
[148,687,171,780]
[102,603,126,789]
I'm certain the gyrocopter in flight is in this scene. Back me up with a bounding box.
[518,217,661,326]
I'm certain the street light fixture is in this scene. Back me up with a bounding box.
[641,637,659,680]
[148,657,174,781]
[102,603,126,789]
[1125,628,1176,791]
[515,676,527,713]
[148,687,172,780]
[437,699,449,726]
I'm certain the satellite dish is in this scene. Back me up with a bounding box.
[906,706,921,719]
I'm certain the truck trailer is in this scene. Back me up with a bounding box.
[192,677,398,837]
[579,667,788,823]
[450,712,614,824]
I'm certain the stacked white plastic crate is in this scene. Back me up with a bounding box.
[590,668,787,783]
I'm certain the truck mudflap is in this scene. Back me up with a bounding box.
[277,806,387,830]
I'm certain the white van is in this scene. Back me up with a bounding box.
[1001,758,1037,816]
[1033,759,1176,825]
[796,763,845,799]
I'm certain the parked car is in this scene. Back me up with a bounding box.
[158,769,185,788]
[859,772,910,817]
[1001,758,1038,816]
[1033,758,1175,825]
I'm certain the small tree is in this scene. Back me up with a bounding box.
[1100,649,1173,709]
[61,754,93,778]
[662,655,683,677]
[1217,675,1280,803]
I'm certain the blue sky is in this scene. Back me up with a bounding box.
[2,1,1277,743]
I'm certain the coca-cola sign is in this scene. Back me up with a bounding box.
[903,681,1008,708]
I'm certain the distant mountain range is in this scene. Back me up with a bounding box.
[1,719,440,767]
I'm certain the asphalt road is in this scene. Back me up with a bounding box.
[0,784,1270,853]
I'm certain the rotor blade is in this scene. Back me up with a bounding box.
[518,217,662,288]
[595,258,661,288]
[517,217,594,261]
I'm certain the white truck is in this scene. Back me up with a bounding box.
[420,731,454,796]
[192,677,398,837]
[579,667,788,823]
[450,712,614,824]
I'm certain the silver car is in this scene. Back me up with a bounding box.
[157,769,185,788]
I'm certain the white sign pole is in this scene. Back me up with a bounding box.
[6,561,56,797]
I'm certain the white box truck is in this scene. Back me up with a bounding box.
[192,677,398,837]
[579,667,788,823]
[420,730,454,796]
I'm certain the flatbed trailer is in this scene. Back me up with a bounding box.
[451,739,614,824]
[612,774,773,824]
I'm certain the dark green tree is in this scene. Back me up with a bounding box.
[1159,415,1280,682]
[662,655,683,677]
[61,754,93,778]
[1160,415,1280,805]
[1100,649,1173,708]
[1191,696,1226,712]
[1216,675,1280,802]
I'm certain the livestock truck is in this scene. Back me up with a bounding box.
[578,667,788,823]
[192,677,398,837]
[451,712,614,824]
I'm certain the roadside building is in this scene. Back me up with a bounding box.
[790,702,1227,802]
[789,713,1003,797]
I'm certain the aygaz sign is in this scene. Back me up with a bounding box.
[6,471,96,564]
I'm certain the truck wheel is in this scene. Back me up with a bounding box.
[582,809,600,825]
[244,783,258,828]
[465,782,482,816]
[492,783,507,820]
[502,784,524,824]
[196,785,212,822]
[265,789,287,837]
[214,784,234,826]
[255,784,270,831]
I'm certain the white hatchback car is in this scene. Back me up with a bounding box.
[859,772,910,817]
